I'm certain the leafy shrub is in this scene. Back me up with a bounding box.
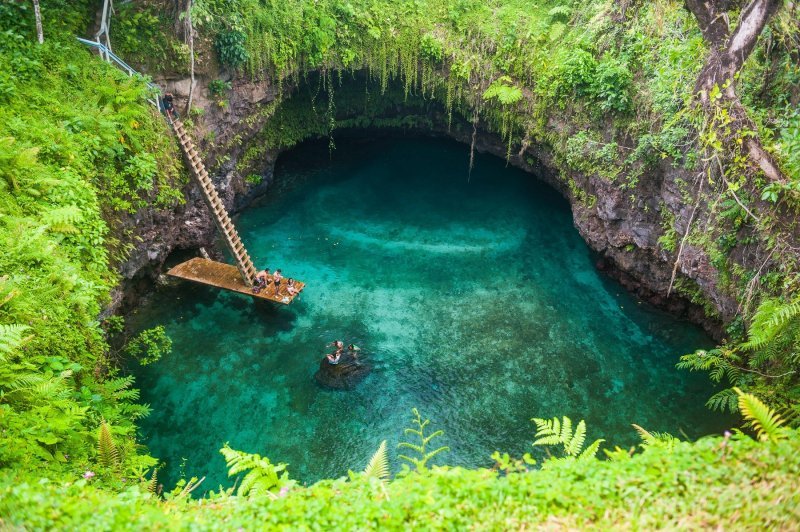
[589,56,632,113]
[776,110,800,181]
[482,76,523,105]
[124,326,172,366]
[208,79,232,98]
[420,33,444,63]
[557,49,597,99]
[215,29,249,68]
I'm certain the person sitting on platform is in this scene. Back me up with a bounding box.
[286,278,298,296]
[273,269,283,295]
[326,351,341,365]
[252,268,271,293]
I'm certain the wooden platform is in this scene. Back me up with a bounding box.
[167,257,304,304]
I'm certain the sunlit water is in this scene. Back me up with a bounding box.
[131,136,727,489]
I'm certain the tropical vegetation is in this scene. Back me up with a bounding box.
[1,0,799,528]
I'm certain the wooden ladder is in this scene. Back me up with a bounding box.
[170,117,258,287]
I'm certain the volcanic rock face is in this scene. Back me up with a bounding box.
[114,73,739,338]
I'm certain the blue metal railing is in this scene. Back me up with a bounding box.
[76,37,161,108]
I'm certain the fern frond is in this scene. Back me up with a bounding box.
[559,417,573,445]
[548,22,566,41]
[706,388,739,413]
[423,430,445,446]
[735,388,787,442]
[397,442,425,454]
[220,444,290,497]
[147,468,158,495]
[743,297,800,351]
[363,440,390,482]
[532,417,561,440]
[564,420,586,456]
[97,421,120,468]
[577,439,604,461]
[632,424,678,449]
[397,408,448,472]
[765,298,800,330]
[42,205,83,234]
[548,5,572,19]
[0,323,31,356]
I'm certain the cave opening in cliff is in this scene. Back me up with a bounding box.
[128,132,730,487]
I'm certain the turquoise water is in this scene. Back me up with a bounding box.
[131,136,727,489]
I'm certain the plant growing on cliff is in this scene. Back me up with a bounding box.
[124,326,172,366]
[215,29,249,68]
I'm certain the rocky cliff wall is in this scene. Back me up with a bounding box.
[115,73,732,338]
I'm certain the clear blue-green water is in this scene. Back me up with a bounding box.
[131,136,726,489]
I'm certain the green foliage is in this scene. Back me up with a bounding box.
[362,440,389,482]
[220,444,294,498]
[742,296,800,352]
[3,427,800,529]
[776,110,800,182]
[632,424,679,450]
[420,33,444,63]
[124,326,172,366]
[215,29,249,68]
[397,408,449,473]
[97,421,120,470]
[482,76,523,106]
[532,416,604,461]
[589,56,632,113]
[735,388,790,443]
[0,323,31,357]
[111,3,185,72]
[2,2,800,528]
[0,18,176,484]
[208,79,232,98]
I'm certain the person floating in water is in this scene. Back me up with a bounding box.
[329,340,344,353]
[348,343,361,364]
[324,340,344,365]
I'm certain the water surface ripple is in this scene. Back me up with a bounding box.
[132,137,725,488]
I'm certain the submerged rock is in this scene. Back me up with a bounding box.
[314,350,371,390]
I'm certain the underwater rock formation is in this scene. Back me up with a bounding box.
[314,351,371,390]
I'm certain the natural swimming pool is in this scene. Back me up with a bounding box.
[130,136,727,489]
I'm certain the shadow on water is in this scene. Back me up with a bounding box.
[130,135,733,489]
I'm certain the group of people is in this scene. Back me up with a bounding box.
[253,268,299,297]
[326,340,360,365]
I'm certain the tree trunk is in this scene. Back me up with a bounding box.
[685,0,787,184]
[32,0,43,44]
[185,0,195,114]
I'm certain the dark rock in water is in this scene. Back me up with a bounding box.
[314,351,371,390]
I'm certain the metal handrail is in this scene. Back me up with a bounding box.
[76,37,161,108]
